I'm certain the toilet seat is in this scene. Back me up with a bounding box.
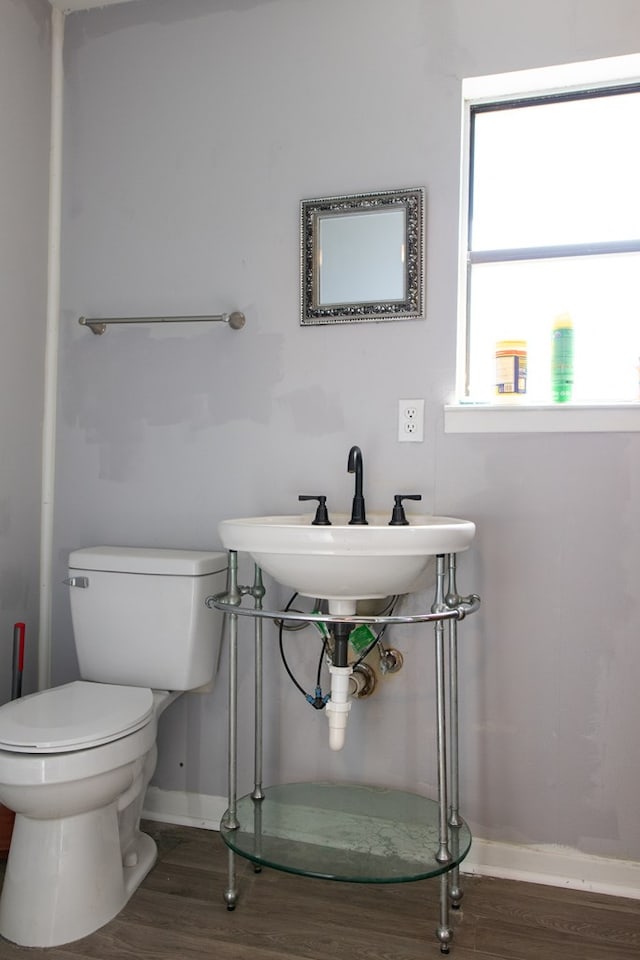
[0,681,154,753]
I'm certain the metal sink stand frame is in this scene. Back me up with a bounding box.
[207,551,480,954]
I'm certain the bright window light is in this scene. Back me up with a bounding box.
[461,76,640,405]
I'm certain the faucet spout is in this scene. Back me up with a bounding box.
[347,445,367,525]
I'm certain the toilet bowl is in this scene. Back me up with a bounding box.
[0,682,177,947]
[0,546,227,947]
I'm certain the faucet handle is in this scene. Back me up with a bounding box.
[298,495,331,525]
[389,494,422,526]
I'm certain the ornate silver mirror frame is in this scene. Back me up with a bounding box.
[300,187,425,325]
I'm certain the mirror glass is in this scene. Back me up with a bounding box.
[301,188,424,325]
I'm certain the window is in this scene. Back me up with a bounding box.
[459,61,640,411]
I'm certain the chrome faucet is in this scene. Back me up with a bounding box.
[347,445,367,525]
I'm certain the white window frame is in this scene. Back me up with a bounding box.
[445,53,640,434]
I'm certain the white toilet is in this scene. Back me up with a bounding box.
[0,545,227,948]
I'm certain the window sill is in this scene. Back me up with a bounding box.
[444,402,640,434]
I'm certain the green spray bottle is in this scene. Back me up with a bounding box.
[551,312,574,403]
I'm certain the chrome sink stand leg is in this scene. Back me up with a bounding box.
[251,565,265,870]
[222,556,267,906]
[223,551,241,910]
[432,554,452,953]
[446,553,464,911]
[251,564,266,803]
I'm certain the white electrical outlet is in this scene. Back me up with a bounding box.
[398,398,424,442]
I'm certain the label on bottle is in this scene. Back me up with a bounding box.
[496,340,527,397]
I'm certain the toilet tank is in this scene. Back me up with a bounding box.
[67,547,228,690]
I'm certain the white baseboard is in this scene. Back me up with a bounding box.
[142,788,640,901]
[465,837,640,901]
[142,787,227,831]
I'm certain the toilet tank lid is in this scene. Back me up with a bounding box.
[69,546,228,576]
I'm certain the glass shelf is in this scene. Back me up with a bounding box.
[220,782,471,884]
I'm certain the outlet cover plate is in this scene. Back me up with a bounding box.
[398,399,424,442]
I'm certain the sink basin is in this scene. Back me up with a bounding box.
[218,512,475,608]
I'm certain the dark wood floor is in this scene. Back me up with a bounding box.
[0,821,638,959]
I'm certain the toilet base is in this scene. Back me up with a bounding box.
[0,803,157,947]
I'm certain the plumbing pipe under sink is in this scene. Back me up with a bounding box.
[326,619,354,751]
[325,664,352,751]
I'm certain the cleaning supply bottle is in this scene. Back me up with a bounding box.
[551,313,574,403]
[495,340,527,400]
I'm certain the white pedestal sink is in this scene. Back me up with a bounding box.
[218,510,476,751]
[218,511,475,611]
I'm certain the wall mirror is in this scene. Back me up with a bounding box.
[300,187,425,325]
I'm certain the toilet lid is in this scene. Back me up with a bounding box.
[0,681,154,753]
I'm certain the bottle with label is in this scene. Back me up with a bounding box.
[551,313,574,403]
[495,340,527,400]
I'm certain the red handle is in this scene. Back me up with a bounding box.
[14,623,25,672]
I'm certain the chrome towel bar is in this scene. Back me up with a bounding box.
[78,311,245,335]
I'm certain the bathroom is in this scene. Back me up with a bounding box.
[2,0,640,945]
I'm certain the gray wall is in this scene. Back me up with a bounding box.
[56,0,640,861]
[0,0,50,702]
